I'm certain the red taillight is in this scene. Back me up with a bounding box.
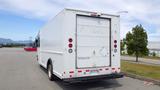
[68,38,73,42]
[112,68,115,70]
[114,40,117,43]
[86,70,90,72]
[78,70,82,73]
[68,44,73,48]
[114,40,117,48]
[105,68,109,70]
[114,45,117,48]
[68,38,73,48]
[68,38,73,53]
[69,71,74,73]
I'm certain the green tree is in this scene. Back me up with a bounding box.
[121,38,126,54]
[152,52,156,57]
[126,25,148,62]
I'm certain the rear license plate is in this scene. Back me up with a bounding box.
[90,70,99,75]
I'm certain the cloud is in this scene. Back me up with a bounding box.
[0,0,159,41]
[0,0,63,20]
[148,33,160,41]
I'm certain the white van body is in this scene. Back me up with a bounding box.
[37,9,122,82]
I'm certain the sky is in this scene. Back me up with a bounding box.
[0,0,159,41]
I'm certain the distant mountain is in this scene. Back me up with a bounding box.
[15,40,32,44]
[0,38,32,44]
[0,38,14,44]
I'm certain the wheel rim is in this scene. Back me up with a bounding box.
[48,65,52,78]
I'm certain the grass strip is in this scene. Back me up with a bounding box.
[121,61,160,80]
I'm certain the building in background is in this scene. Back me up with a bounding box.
[148,42,160,57]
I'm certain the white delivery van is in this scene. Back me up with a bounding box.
[36,9,123,82]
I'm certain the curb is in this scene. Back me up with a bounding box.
[122,72,160,86]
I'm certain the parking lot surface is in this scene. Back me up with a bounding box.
[0,48,159,90]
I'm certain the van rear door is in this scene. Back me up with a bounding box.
[76,15,111,68]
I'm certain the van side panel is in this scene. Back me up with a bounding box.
[39,11,65,78]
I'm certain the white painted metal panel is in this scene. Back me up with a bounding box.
[38,9,120,79]
[39,10,65,78]
[77,15,110,68]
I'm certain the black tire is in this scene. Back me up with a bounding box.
[47,64,54,81]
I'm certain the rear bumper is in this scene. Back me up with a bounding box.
[63,73,123,82]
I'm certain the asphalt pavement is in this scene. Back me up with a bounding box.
[0,48,160,90]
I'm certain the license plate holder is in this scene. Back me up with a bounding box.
[90,70,99,75]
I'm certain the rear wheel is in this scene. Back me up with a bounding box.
[47,64,54,81]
